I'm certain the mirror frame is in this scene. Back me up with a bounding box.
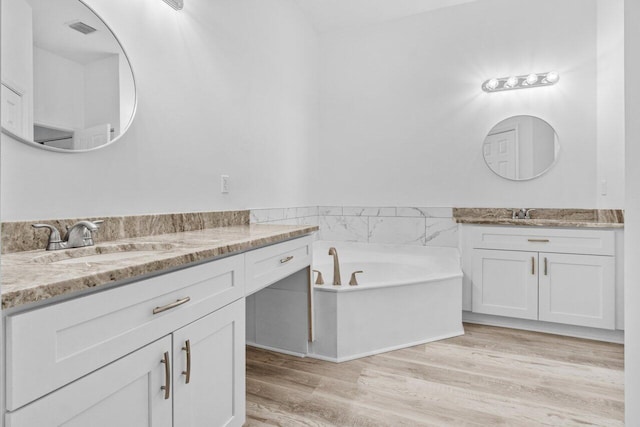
[1,0,138,153]
[482,115,560,181]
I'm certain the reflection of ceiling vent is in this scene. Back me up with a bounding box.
[68,21,97,35]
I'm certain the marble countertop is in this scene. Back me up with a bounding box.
[1,224,318,311]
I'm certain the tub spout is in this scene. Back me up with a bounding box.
[328,247,341,286]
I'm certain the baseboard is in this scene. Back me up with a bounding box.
[462,312,624,344]
[246,341,309,358]
[307,328,465,363]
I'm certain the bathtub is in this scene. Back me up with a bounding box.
[310,241,464,362]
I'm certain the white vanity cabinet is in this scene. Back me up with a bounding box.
[2,233,315,427]
[470,226,617,330]
[6,301,245,427]
[4,253,247,427]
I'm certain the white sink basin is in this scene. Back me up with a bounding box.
[32,242,177,265]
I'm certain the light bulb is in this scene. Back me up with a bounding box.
[505,76,519,88]
[545,71,559,83]
[526,73,539,85]
[485,78,500,91]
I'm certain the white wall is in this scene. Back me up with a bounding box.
[625,0,640,423]
[315,0,624,208]
[84,55,120,135]
[33,47,85,131]
[0,0,318,221]
[597,0,625,208]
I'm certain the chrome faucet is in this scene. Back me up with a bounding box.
[33,220,103,251]
[328,247,341,286]
[512,208,536,220]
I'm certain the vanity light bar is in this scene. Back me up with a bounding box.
[162,0,184,10]
[482,71,559,93]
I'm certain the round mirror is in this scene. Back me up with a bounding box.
[482,115,559,181]
[1,0,136,152]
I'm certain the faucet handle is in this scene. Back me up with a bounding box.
[524,209,536,219]
[32,224,65,251]
[349,271,363,286]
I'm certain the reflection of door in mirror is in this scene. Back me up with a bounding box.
[483,115,559,181]
[483,129,517,180]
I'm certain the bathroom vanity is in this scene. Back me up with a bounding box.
[0,219,316,427]
[456,208,624,342]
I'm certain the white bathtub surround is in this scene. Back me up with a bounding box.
[396,207,453,218]
[319,215,369,242]
[251,206,458,247]
[425,218,459,246]
[310,241,464,362]
[342,206,397,216]
[369,217,426,245]
[320,206,458,247]
[250,206,319,226]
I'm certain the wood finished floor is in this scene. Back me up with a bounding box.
[245,323,624,427]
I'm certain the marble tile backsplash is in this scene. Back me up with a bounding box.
[251,206,458,247]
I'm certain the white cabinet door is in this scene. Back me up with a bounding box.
[472,249,539,320]
[6,337,172,427]
[539,253,615,329]
[173,299,246,427]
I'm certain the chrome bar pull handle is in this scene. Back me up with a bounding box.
[528,239,550,243]
[280,255,294,264]
[182,340,192,384]
[153,297,191,315]
[531,257,535,275]
[544,257,548,276]
[161,351,171,400]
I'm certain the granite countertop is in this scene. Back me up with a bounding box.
[1,224,318,310]
[454,217,624,228]
[453,208,624,229]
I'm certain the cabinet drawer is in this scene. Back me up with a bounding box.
[245,236,312,296]
[5,254,244,411]
[471,226,615,256]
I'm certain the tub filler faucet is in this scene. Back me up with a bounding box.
[328,247,342,286]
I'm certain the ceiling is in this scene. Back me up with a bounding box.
[25,0,123,64]
[293,0,477,33]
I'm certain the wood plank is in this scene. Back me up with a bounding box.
[246,323,624,426]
